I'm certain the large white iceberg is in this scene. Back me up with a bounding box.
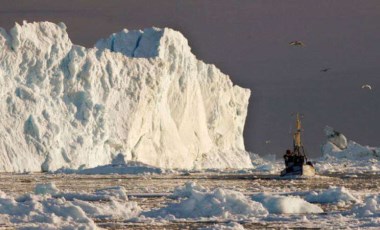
[0,21,252,172]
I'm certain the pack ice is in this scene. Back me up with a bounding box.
[0,21,252,172]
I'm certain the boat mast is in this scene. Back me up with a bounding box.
[293,113,307,159]
[293,113,302,148]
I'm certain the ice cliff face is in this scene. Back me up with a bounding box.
[0,21,251,172]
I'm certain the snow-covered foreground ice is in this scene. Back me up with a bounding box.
[143,182,268,219]
[0,182,140,229]
[0,172,379,229]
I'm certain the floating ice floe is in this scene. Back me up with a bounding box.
[316,126,380,173]
[170,181,208,198]
[251,193,323,214]
[305,186,359,204]
[143,182,268,219]
[350,195,380,218]
[35,183,129,201]
[0,183,141,229]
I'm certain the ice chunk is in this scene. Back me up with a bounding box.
[72,198,141,220]
[252,193,323,214]
[350,195,380,217]
[324,126,348,150]
[35,183,60,196]
[305,186,359,204]
[144,182,268,219]
[171,181,207,198]
[0,193,96,229]
[318,126,380,173]
[0,184,141,229]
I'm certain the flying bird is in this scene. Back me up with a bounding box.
[320,68,330,72]
[362,84,372,90]
[265,140,271,144]
[289,41,305,47]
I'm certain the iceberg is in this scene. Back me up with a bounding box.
[317,126,380,173]
[322,126,380,161]
[0,21,252,172]
[324,126,348,150]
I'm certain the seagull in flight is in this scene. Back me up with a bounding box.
[289,41,305,47]
[362,84,372,90]
[320,68,330,72]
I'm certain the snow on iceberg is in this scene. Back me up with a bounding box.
[144,182,268,219]
[0,21,251,172]
[305,186,359,204]
[251,193,323,214]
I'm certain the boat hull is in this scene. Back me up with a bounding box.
[281,164,316,177]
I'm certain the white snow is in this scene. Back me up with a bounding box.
[144,182,268,219]
[324,126,348,150]
[0,183,141,229]
[251,193,323,214]
[350,195,380,218]
[0,21,251,172]
[171,181,207,198]
[35,182,60,195]
[0,194,97,229]
[305,186,359,204]
[35,182,129,201]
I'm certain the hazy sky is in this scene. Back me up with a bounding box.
[1,0,380,157]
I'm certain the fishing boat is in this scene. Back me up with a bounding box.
[280,113,316,177]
